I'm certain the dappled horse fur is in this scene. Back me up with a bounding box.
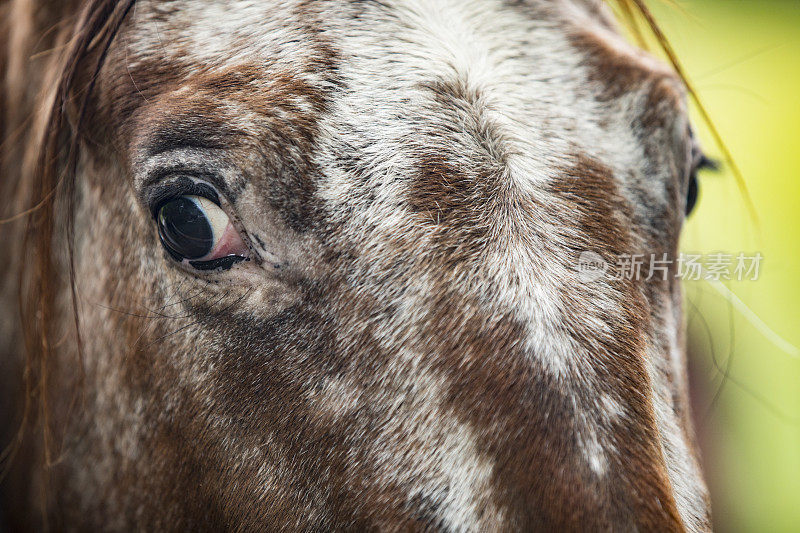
[1,0,710,530]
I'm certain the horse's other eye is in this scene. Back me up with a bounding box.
[686,155,717,217]
[157,195,249,270]
[686,173,699,216]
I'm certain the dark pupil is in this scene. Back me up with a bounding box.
[685,174,699,216]
[157,197,214,260]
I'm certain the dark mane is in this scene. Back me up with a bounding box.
[1,0,135,521]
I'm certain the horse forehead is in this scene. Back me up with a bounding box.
[123,0,681,204]
[125,0,680,124]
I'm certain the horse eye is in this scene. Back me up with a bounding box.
[685,155,716,217]
[157,195,249,270]
[685,172,699,216]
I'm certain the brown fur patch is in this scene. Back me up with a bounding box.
[569,25,678,101]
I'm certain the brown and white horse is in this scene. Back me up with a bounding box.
[1,0,712,530]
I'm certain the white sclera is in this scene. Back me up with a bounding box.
[187,195,230,255]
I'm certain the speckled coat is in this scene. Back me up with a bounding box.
[0,0,710,530]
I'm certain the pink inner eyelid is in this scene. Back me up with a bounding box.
[198,221,249,262]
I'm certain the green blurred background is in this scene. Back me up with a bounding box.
[640,1,800,530]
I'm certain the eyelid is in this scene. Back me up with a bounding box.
[147,175,221,217]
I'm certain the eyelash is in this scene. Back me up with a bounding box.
[685,154,718,217]
[148,178,220,218]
